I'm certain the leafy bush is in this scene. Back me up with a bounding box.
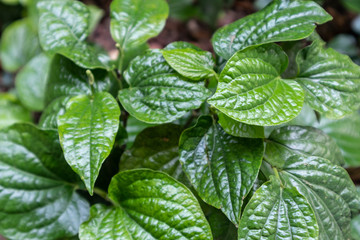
[0,0,360,239]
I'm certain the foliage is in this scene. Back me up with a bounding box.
[0,0,359,239]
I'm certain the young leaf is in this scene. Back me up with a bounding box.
[238,177,318,240]
[296,40,360,119]
[79,169,213,240]
[162,48,216,81]
[15,53,51,111]
[179,116,264,225]
[39,96,71,129]
[212,0,332,59]
[0,124,89,240]
[110,0,169,51]
[208,44,304,126]
[37,0,111,69]
[0,93,32,129]
[118,50,211,124]
[57,92,120,194]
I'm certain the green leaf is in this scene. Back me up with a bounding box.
[79,169,212,240]
[57,92,120,194]
[342,0,360,13]
[15,53,51,111]
[212,0,332,59]
[162,48,216,81]
[0,18,41,72]
[266,125,344,166]
[37,0,111,69]
[110,0,169,50]
[118,50,211,124]
[351,214,360,240]
[164,41,202,51]
[0,124,89,240]
[218,112,264,138]
[125,116,154,148]
[39,96,71,129]
[238,177,318,240]
[45,54,111,105]
[208,44,304,126]
[0,93,32,129]
[179,115,264,225]
[295,40,360,119]
[88,5,104,34]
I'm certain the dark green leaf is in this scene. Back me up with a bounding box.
[39,96,71,129]
[57,92,120,194]
[125,116,154,148]
[118,50,211,123]
[208,44,304,126]
[351,214,360,240]
[110,0,169,50]
[179,115,264,225]
[212,0,332,59]
[296,40,360,119]
[79,169,212,240]
[0,124,89,240]
[238,177,318,240]
[342,0,360,13]
[0,93,32,129]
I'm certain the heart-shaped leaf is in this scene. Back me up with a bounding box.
[79,169,212,240]
[212,0,332,59]
[58,92,120,194]
[179,115,264,225]
[0,124,89,240]
[208,44,304,126]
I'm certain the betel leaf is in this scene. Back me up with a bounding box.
[0,93,32,129]
[238,176,318,240]
[162,48,216,81]
[164,41,202,51]
[118,50,211,124]
[39,96,71,129]
[79,169,213,240]
[110,0,169,51]
[212,0,332,60]
[0,18,41,72]
[37,0,111,69]
[0,124,89,240]
[15,53,51,111]
[57,92,120,194]
[208,44,304,126]
[266,125,344,166]
[45,54,111,105]
[295,40,360,119]
[179,115,264,225]
[265,138,360,239]
[218,112,264,138]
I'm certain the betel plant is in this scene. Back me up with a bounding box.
[0,0,360,239]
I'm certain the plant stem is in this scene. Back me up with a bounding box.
[86,70,96,96]
[273,167,284,188]
[93,187,115,205]
[212,70,220,81]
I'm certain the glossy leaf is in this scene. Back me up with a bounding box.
[110,0,169,50]
[212,0,332,59]
[0,93,32,129]
[37,0,111,69]
[118,50,211,123]
[179,116,264,225]
[162,48,216,81]
[208,44,304,126]
[45,54,111,105]
[15,53,51,111]
[296,40,360,119]
[0,124,89,240]
[238,177,318,240]
[164,41,202,51]
[39,96,71,129]
[80,169,213,240]
[57,92,120,194]
[218,112,264,138]
[0,18,41,72]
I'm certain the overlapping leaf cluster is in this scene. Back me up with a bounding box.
[0,0,359,239]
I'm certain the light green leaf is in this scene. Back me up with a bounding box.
[57,92,120,194]
[238,177,318,240]
[0,18,41,72]
[110,0,169,50]
[0,124,89,240]
[179,116,264,225]
[39,96,71,129]
[15,53,51,111]
[79,169,213,240]
[296,40,360,119]
[208,44,304,126]
[164,41,202,51]
[162,48,216,81]
[118,50,211,124]
[37,0,111,69]
[88,5,104,34]
[212,0,332,59]
[0,93,32,129]
[218,112,264,138]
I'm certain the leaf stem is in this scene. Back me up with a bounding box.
[212,70,220,81]
[116,43,125,73]
[93,187,114,204]
[273,167,285,188]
